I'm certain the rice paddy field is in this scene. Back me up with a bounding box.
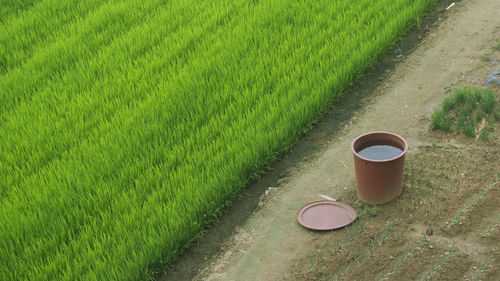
[0,0,436,280]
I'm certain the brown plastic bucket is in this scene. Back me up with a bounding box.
[351,131,408,205]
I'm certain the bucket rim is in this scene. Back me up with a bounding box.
[351,131,408,163]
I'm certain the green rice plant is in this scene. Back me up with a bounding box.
[459,103,474,120]
[480,90,496,114]
[325,238,344,256]
[479,127,493,141]
[430,87,499,140]
[354,246,367,263]
[421,248,456,281]
[465,88,483,105]
[471,257,493,281]
[356,201,379,218]
[474,110,484,122]
[346,254,358,272]
[302,251,324,275]
[380,220,394,245]
[431,109,451,131]
[410,163,416,196]
[453,87,469,104]
[336,265,345,281]
[442,95,458,112]
[345,224,355,241]
[379,246,411,281]
[456,114,466,133]
[320,273,334,281]
[334,220,402,280]
[462,122,475,137]
[450,179,499,227]
[481,216,500,238]
[379,233,428,281]
[0,0,439,280]
[416,164,424,198]
[343,202,379,241]
[369,238,380,252]
[332,242,370,275]
[405,160,435,209]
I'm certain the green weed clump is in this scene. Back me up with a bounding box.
[0,0,438,280]
[431,87,499,140]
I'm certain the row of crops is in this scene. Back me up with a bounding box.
[0,0,436,280]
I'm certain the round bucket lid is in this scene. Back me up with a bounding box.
[297,200,357,231]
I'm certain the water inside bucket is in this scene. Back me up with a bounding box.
[357,145,403,160]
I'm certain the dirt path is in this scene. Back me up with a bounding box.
[169,0,500,280]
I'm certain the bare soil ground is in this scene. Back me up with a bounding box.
[162,0,500,280]
[289,133,500,281]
